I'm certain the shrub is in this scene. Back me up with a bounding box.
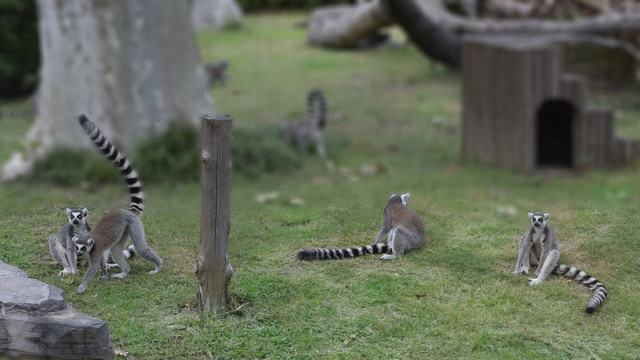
[31,122,305,185]
[232,125,302,178]
[135,122,201,184]
[31,147,121,186]
[0,0,39,99]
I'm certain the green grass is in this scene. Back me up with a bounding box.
[2,12,640,359]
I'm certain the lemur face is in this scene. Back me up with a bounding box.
[528,212,550,228]
[76,238,94,258]
[66,208,88,226]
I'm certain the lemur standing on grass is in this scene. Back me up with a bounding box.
[49,208,137,276]
[298,193,424,260]
[282,89,328,157]
[512,212,607,313]
[73,115,162,294]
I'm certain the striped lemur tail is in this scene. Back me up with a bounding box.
[307,89,327,129]
[297,243,390,261]
[78,115,144,216]
[554,264,607,314]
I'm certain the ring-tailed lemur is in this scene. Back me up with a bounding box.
[49,208,92,277]
[205,60,229,87]
[512,212,607,313]
[73,114,162,294]
[49,208,136,275]
[298,193,424,260]
[282,89,327,157]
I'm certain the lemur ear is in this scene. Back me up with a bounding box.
[87,238,94,246]
[527,212,534,219]
[400,193,410,206]
[66,208,72,216]
[82,208,88,216]
[543,213,550,221]
[72,236,79,243]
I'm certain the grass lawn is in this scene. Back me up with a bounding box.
[2,12,640,359]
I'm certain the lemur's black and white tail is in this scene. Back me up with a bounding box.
[298,243,389,261]
[78,115,144,216]
[554,264,607,313]
[307,89,327,129]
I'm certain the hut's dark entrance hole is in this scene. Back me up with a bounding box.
[536,100,574,168]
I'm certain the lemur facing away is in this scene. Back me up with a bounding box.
[298,193,424,261]
[282,89,328,158]
[74,115,162,294]
[512,212,607,313]
[49,208,92,277]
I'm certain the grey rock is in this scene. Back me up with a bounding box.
[0,260,114,359]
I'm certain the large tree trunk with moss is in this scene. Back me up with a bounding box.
[383,0,640,67]
[307,0,640,64]
[307,0,394,48]
[2,0,214,181]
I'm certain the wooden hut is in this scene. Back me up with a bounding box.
[461,34,637,173]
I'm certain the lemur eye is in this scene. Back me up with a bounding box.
[77,214,82,219]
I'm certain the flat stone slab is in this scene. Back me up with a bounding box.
[0,260,115,359]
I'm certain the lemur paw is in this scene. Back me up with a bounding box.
[110,272,128,279]
[528,278,541,286]
[76,286,86,294]
[58,269,71,277]
[380,254,396,260]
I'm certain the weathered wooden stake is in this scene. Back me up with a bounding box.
[195,113,233,313]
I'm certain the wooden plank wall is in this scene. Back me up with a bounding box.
[462,34,637,173]
[462,36,559,173]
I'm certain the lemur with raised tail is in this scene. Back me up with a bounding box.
[512,212,607,313]
[282,89,327,157]
[49,208,92,277]
[49,208,136,276]
[298,193,424,261]
[74,115,162,294]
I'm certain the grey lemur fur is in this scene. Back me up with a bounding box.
[74,115,162,294]
[49,208,137,276]
[512,212,607,313]
[282,89,327,157]
[298,193,424,260]
[49,208,91,277]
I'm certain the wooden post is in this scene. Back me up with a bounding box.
[195,113,233,313]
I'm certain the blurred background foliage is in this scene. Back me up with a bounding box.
[0,0,39,99]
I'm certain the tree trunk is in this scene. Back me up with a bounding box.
[383,0,640,67]
[191,0,243,30]
[195,113,233,314]
[2,0,214,181]
[307,0,394,48]
[382,0,462,67]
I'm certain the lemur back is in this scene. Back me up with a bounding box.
[512,212,607,313]
[298,193,424,261]
[74,115,162,294]
[282,89,327,157]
